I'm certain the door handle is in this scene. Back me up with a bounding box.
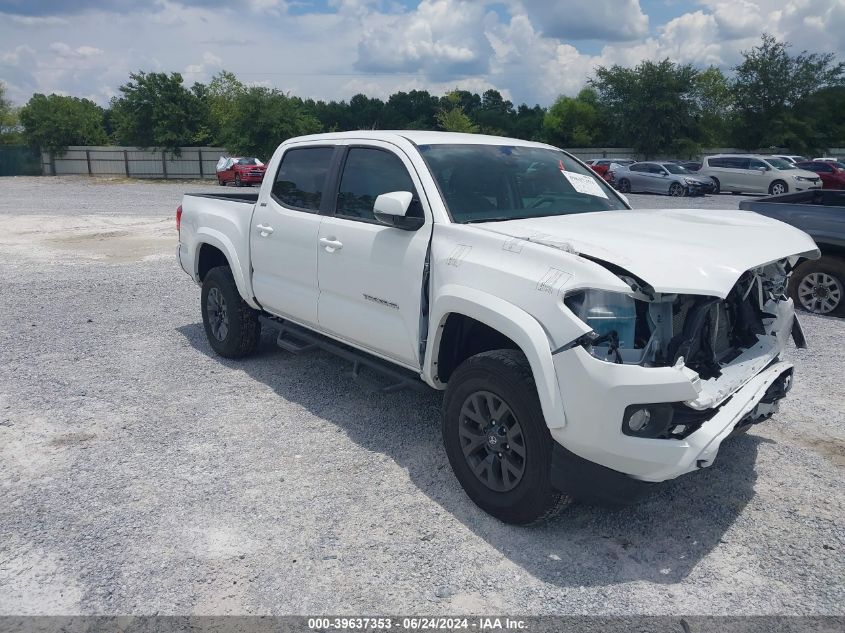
[256,224,274,236]
[319,237,343,252]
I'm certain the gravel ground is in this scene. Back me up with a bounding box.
[0,176,843,616]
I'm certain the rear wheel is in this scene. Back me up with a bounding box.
[201,266,261,358]
[442,350,572,525]
[217,177,225,186]
[769,180,788,195]
[789,257,845,315]
[669,182,685,197]
[617,178,631,193]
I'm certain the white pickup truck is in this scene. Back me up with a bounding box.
[177,131,818,524]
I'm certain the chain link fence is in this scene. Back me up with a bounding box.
[0,146,42,176]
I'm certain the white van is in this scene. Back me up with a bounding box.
[699,154,821,195]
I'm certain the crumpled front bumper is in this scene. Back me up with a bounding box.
[549,337,794,484]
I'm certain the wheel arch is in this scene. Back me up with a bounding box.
[425,285,566,428]
[192,231,259,309]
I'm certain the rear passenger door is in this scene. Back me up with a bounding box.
[316,143,433,368]
[251,144,338,325]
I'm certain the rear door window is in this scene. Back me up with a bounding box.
[272,147,335,212]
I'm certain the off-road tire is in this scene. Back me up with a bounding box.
[442,349,572,525]
[789,256,845,316]
[201,266,261,358]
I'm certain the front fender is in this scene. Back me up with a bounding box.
[193,228,259,309]
[425,284,566,428]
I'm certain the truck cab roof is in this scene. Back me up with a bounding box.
[284,130,555,149]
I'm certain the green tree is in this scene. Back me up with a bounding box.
[731,34,845,150]
[591,59,701,157]
[543,88,602,147]
[19,93,108,154]
[208,74,321,159]
[110,71,210,152]
[0,82,23,144]
[475,89,515,136]
[795,86,845,151]
[436,91,478,133]
[695,66,733,148]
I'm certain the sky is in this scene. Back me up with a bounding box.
[1,0,843,107]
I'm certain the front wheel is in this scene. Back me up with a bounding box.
[710,177,720,194]
[234,174,242,187]
[442,350,572,525]
[201,266,261,358]
[669,182,685,197]
[769,180,788,195]
[789,257,845,315]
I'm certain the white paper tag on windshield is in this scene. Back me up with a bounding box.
[561,171,608,199]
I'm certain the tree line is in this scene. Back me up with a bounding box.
[1,34,842,159]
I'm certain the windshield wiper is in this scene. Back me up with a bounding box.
[462,216,514,224]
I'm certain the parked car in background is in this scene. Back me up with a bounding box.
[794,161,845,189]
[740,190,845,315]
[678,161,702,171]
[614,161,712,196]
[585,158,634,181]
[699,155,821,195]
[216,156,267,187]
[813,157,840,162]
[772,155,808,164]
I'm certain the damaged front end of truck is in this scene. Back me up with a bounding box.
[560,257,806,449]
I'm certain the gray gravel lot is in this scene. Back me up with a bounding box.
[0,176,843,616]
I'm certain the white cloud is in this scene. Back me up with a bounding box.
[355,0,492,78]
[516,0,649,41]
[0,0,843,109]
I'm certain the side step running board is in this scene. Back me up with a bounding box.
[263,315,430,394]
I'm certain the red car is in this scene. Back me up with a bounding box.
[794,161,845,189]
[216,157,267,187]
[584,158,635,183]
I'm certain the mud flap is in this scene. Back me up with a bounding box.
[791,316,807,349]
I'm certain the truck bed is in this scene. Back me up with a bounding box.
[185,192,260,204]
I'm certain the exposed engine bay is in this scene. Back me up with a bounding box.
[565,259,798,380]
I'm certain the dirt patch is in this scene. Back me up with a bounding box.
[0,214,174,263]
[49,432,97,447]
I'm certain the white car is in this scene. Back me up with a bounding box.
[177,131,818,524]
[772,155,807,164]
[699,154,822,195]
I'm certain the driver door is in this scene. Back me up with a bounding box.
[316,143,433,368]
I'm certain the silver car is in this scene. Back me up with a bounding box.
[614,161,712,197]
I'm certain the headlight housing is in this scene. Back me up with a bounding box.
[684,178,698,185]
[564,289,637,349]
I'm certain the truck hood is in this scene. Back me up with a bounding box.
[473,208,819,298]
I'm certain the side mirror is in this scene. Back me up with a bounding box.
[374,191,424,231]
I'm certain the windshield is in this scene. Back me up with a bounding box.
[764,157,795,170]
[418,144,627,223]
[662,163,690,174]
